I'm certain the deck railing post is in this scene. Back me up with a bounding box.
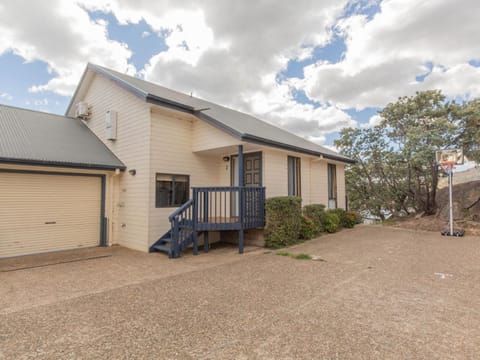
[239,187,244,254]
[173,217,180,257]
[203,190,208,223]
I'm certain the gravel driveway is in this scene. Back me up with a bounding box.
[1,225,480,359]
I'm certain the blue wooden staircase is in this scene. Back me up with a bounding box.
[149,186,265,258]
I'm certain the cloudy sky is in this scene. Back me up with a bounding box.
[1,0,479,145]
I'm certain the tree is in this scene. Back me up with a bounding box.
[336,90,478,216]
[451,99,480,163]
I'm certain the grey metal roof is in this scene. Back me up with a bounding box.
[0,105,125,170]
[86,64,354,163]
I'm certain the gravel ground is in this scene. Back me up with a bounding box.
[1,225,480,359]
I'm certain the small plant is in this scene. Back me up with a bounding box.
[323,211,340,233]
[293,253,312,260]
[275,251,312,260]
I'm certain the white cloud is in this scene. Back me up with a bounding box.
[242,79,357,144]
[4,0,478,144]
[0,0,135,96]
[361,114,381,128]
[302,0,480,109]
[135,1,351,143]
[0,92,13,101]
[141,31,150,38]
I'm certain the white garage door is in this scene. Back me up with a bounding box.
[0,172,102,258]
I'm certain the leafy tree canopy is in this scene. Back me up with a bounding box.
[335,90,480,217]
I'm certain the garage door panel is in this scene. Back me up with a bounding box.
[0,172,102,258]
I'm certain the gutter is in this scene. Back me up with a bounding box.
[0,158,126,172]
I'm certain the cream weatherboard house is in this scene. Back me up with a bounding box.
[0,64,353,258]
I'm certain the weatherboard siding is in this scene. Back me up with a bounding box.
[82,73,151,252]
[336,163,346,209]
[310,160,328,206]
[263,149,288,198]
[262,149,347,209]
[148,107,225,245]
[192,118,239,152]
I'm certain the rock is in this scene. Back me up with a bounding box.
[415,211,425,219]
[436,180,480,221]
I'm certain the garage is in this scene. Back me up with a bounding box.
[0,171,104,258]
[0,105,125,258]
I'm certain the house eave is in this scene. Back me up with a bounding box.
[0,158,126,172]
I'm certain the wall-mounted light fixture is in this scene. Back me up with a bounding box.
[128,169,136,176]
[222,156,230,162]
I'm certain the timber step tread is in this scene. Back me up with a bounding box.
[152,244,171,253]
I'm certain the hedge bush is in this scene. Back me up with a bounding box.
[323,211,340,233]
[264,196,302,248]
[327,208,347,228]
[303,204,326,236]
[299,216,315,240]
[344,211,358,228]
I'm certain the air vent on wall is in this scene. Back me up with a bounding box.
[75,101,91,120]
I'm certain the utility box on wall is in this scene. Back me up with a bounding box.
[105,110,117,140]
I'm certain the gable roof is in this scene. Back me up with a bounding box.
[67,64,354,164]
[0,105,125,170]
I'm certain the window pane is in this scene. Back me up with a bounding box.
[156,180,173,207]
[173,179,188,205]
[328,164,337,206]
[288,156,300,196]
[155,173,189,208]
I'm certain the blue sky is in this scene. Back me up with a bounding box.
[0,0,479,146]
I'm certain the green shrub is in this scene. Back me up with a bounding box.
[303,204,326,235]
[300,216,315,240]
[323,211,340,233]
[328,208,347,228]
[264,196,302,248]
[353,211,363,224]
[344,211,358,228]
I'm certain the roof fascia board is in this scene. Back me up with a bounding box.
[0,158,126,171]
[145,95,196,114]
[65,65,91,116]
[91,64,149,101]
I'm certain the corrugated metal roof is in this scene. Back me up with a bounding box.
[90,64,354,163]
[0,105,125,170]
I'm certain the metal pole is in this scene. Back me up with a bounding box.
[448,165,454,236]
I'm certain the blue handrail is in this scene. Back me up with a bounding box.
[165,186,265,257]
[168,199,193,221]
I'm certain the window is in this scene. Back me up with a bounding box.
[328,164,337,208]
[288,156,301,196]
[155,174,189,208]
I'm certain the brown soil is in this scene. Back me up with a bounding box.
[392,179,480,235]
[391,215,480,236]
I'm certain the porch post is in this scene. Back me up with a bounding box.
[238,145,243,186]
[238,145,244,254]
